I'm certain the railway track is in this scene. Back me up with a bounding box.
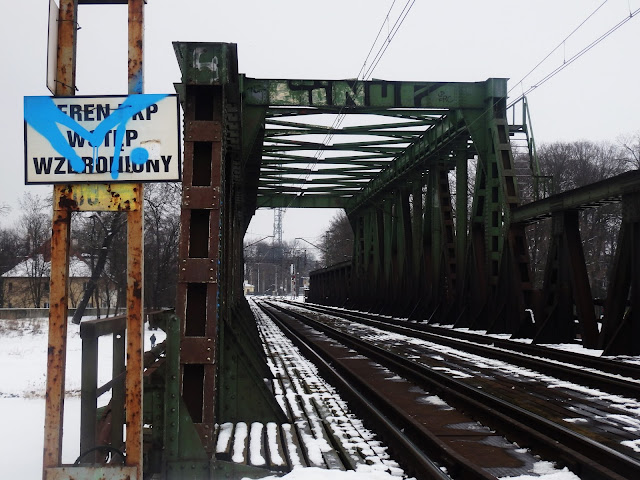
[280,300,640,395]
[255,298,640,480]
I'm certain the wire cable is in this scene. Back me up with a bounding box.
[509,0,610,96]
[509,6,640,108]
[276,0,418,210]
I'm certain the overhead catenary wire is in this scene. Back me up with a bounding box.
[508,0,610,97]
[273,0,417,207]
[508,6,640,108]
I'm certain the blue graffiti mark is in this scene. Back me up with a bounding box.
[129,71,144,95]
[131,147,149,165]
[24,94,168,179]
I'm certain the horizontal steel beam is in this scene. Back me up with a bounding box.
[512,170,640,225]
[245,78,506,109]
[80,315,127,339]
[262,154,391,164]
[256,194,348,208]
[346,111,466,213]
[266,107,450,118]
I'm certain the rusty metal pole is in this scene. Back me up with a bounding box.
[125,0,145,475]
[42,0,77,476]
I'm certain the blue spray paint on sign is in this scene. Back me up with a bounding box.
[24,94,168,179]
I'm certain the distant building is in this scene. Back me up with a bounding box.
[1,255,117,309]
[243,281,255,296]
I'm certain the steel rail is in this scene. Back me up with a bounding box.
[255,301,452,480]
[288,301,640,396]
[265,300,640,480]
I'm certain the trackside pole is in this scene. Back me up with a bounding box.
[42,0,77,475]
[124,0,145,474]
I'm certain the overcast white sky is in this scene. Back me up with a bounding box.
[1,0,639,249]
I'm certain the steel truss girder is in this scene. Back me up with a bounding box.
[599,192,640,355]
[256,194,348,208]
[346,111,467,213]
[265,107,449,119]
[249,78,505,208]
[533,211,599,347]
[512,170,640,224]
[243,78,505,109]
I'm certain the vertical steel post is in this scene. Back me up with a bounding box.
[80,335,98,462]
[125,0,145,474]
[43,0,77,475]
[455,148,468,301]
[111,327,126,451]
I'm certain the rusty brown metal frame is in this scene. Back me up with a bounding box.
[174,82,223,454]
[43,1,78,474]
[42,1,145,479]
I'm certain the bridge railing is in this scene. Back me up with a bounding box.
[78,310,169,464]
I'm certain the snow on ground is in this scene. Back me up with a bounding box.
[246,466,413,480]
[0,309,592,480]
[0,316,163,478]
[243,461,581,480]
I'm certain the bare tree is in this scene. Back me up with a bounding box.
[0,226,23,307]
[144,183,181,309]
[618,131,640,169]
[72,212,126,323]
[527,140,629,295]
[16,193,51,307]
[320,211,353,267]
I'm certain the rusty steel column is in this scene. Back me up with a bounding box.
[43,0,77,474]
[175,83,223,452]
[125,0,145,474]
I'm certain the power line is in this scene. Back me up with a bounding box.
[509,0,610,96]
[280,0,417,208]
[509,6,640,108]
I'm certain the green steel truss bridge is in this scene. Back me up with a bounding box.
[43,39,640,480]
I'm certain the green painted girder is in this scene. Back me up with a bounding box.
[262,154,392,164]
[261,177,369,185]
[265,107,449,119]
[259,182,363,190]
[265,129,426,140]
[258,185,357,197]
[261,167,380,176]
[263,137,409,149]
[346,111,467,213]
[266,118,437,130]
[264,119,436,133]
[256,194,348,208]
[263,147,404,156]
[261,175,377,182]
[243,78,505,109]
[265,117,437,129]
[512,170,640,225]
[259,177,369,184]
[263,150,403,159]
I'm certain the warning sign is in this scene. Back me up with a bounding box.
[24,94,181,184]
